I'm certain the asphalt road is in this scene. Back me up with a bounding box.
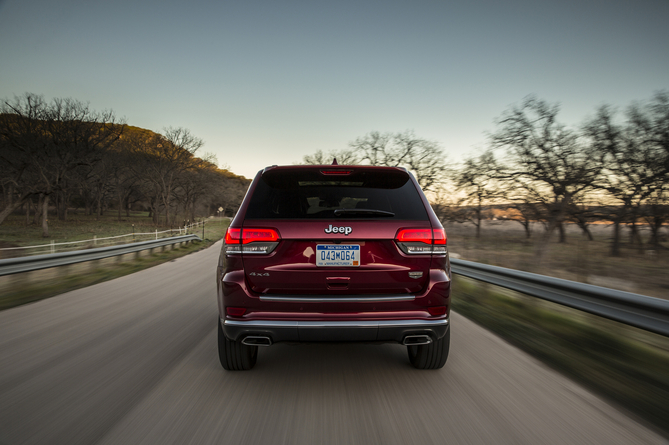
[0,241,665,445]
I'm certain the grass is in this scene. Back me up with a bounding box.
[452,275,669,436]
[0,215,229,311]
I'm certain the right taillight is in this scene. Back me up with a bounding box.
[395,228,447,255]
[432,228,447,254]
[224,227,280,255]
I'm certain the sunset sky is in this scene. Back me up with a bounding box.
[1,0,667,178]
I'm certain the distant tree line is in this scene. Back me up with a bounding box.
[301,92,669,256]
[0,93,250,237]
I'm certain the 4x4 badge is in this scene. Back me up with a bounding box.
[324,224,352,235]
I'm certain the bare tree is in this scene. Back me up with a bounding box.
[347,130,448,192]
[429,184,465,225]
[349,131,393,166]
[584,92,669,255]
[0,94,123,235]
[0,94,47,224]
[130,127,202,225]
[642,188,668,249]
[505,201,545,239]
[491,96,603,259]
[452,150,503,237]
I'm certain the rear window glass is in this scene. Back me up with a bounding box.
[245,168,429,220]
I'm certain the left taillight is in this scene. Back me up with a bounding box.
[395,228,447,255]
[224,227,280,255]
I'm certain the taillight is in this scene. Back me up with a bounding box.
[396,229,432,244]
[224,227,280,254]
[433,228,447,245]
[242,228,280,243]
[225,228,241,244]
[395,228,448,255]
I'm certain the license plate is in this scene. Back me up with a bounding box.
[316,245,360,267]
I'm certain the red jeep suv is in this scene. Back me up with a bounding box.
[216,164,451,370]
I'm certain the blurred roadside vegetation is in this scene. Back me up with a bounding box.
[0,215,229,311]
[445,220,669,299]
[452,275,669,436]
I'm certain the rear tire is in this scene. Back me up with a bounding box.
[218,320,258,370]
[407,328,449,369]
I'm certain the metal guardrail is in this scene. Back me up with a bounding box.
[0,235,201,277]
[451,258,669,337]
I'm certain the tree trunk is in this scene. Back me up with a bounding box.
[117,189,123,221]
[0,201,21,225]
[534,225,554,264]
[558,223,566,243]
[579,223,594,241]
[57,190,66,221]
[648,216,664,248]
[26,197,31,225]
[475,204,482,238]
[0,184,26,225]
[34,194,44,225]
[611,221,621,256]
[41,194,50,238]
[629,223,644,253]
[96,195,103,220]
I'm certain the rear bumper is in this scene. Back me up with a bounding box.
[222,317,449,343]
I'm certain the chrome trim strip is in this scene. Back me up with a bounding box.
[224,318,449,328]
[259,295,415,303]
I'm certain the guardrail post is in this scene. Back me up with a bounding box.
[50,240,55,255]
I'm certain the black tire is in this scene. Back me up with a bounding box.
[407,328,450,369]
[218,320,258,370]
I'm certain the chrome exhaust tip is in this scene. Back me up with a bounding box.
[403,335,432,346]
[242,336,273,347]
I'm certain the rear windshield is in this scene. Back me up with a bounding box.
[245,168,429,220]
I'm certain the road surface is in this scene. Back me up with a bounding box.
[0,241,665,444]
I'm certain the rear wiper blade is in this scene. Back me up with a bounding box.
[334,208,395,217]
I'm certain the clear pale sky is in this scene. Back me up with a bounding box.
[1,0,667,179]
